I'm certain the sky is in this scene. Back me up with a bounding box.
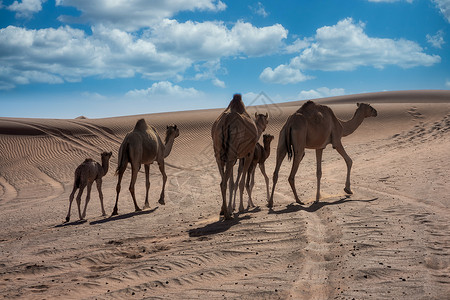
[0,0,449,118]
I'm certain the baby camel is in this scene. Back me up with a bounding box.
[66,151,112,222]
[233,134,274,210]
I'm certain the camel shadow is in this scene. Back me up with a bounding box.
[55,219,88,228]
[188,214,251,237]
[269,196,378,214]
[89,207,158,225]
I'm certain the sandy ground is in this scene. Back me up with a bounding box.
[0,90,449,299]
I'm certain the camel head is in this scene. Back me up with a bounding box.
[263,134,274,145]
[254,112,269,133]
[101,151,112,160]
[356,103,377,118]
[166,124,180,140]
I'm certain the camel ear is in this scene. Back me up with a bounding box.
[255,112,258,118]
[109,151,112,156]
[357,103,360,107]
[265,112,269,120]
[167,125,169,129]
[174,125,177,130]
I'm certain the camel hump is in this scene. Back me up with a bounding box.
[83,158,94,163]
[134,119,148,132]
[298,100,317,113]
[227,94,246,114]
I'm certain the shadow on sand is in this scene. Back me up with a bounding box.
[269,196,378,214]
[89,207,159,225]
[188,207,261,237]
[55,219,88,228]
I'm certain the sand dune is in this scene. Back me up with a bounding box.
[0,90,449,299]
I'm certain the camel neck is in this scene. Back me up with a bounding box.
[101,157,110,176]
[263,142,271,161]
[164,135,175,158]
[341,108,365,137]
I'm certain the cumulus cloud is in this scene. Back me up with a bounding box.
[7,0,46,18]
[426,30,445,48]
[0,25,190,89]
[298,87,346,100]
[126,81,201,99]
[149,19,287,59]
[260,64,311,84]
[56,0,226,31]
[261,18,440,84]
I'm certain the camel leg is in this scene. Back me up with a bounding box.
[220,160,234,220]
[315,149,323,203]
[112,170,124,216]
[269,144,287,208]
[81,182,93,219]
[246,164,256,209]
[239,155,253,212]
[232,159,243,211]
[229,165,235,212]
[259,163,270,203]
[66,185,77,222]
[288,149,305,205]
[96,179,106,216]
[335,143,353,194]
[76,184,86,220]
[158,161,167,205]
[129,163,142,212]
[143,164,151,209]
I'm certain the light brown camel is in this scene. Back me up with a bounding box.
[211,94,268,219]
[112,119,179,215]
[66,151,112,222]
[268,101,377,207]
[232,134,274,210]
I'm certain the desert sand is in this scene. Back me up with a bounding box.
[0,90,449,299]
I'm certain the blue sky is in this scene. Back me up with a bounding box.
[1,0,449,118]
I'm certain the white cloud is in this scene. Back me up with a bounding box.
[426,30,445,48]
[250,2,268,17]
[212,78,226,88]
[285,37,312,54]
[260,64,311,84]
[7,0,46,18]
[126,81,201,99]
[56,0,226,31]
[432,0,450,23]
[446,79,450,87]
[0,25,190,89]
[150,19,287,59]
[261,18,441,84]
[298,87,346,100]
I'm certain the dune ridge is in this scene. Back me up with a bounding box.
[0,90,449,299]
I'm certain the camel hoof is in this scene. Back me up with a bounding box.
[344,188,353,195]
[296,199,305,205]
[158,199,165,205]
[135,207,142,212]
[143,204,150,209]
[102,213,107,217]
[65,216,70,223]
[267,201,273,208]
[111,210,118,216]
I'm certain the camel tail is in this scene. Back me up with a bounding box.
[115,138,129,176]
[73,173,81,189]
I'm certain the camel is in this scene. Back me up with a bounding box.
[66,151,112,222]
[111,119,179,215]
[268,101,377,208]
[232,134,274,210]
[211,94,268,220]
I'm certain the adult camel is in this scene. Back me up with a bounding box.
[112,119,179,215]
[211,94,268,220]
[269,101,377,207]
